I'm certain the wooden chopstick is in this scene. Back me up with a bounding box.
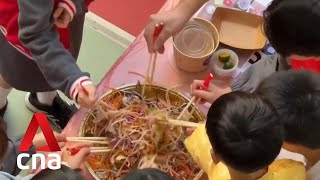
[66,139,109,144]
[67,137,107,140]
[142,53,154,95]
[177,96,196,120]
[150,53,158,83]
[188,98,201,120]
[66,137,108,144]
[158,119,200,128]
[89,147,111,153]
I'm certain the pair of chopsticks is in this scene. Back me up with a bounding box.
[177,73,214,120]
[66,137,108,145]
[142,23,164,95]
[67,147,111,155]
[158,118,200,128]
[66,137,110,155]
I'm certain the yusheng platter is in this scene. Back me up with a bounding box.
[80,83,205,180]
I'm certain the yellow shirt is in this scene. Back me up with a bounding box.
[184,125,306,180]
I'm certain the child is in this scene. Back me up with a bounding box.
[256,70,320,179]
[0,0,96,129]
[0,117,66,175]
[191,0,320,103]
[185,92,306,180]
[0,119,90,180]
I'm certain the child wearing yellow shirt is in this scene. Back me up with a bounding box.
[256,70,320,179]
[185,92,306,180]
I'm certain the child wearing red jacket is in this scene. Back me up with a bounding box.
[0,0,96,129]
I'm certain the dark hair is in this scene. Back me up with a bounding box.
[31,165,84,180]
[263,0,320,57]
[256,70,320,149]
[206,92,282,173]
[122,168,174,180]
[0,118,8,161]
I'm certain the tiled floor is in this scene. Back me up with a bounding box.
[4,25,125,139]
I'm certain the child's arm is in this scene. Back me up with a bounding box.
[54,0,86,28]
[231,54,280,93]
[56,0,77,21]
[17,0,93,104]
[190,54,281,104]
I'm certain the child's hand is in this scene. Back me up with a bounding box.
[53,7,72,28]
[33,132,66,149]
[144,7,190,54]
[190,80,232,104]
[77,84,97,108]
[62,144,90,169]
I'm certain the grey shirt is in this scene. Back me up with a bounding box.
[231,54,290,92]
[1,138,34,176]
[0,172,33,180]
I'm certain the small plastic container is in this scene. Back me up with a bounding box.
[173,18,219,73]
[211,49,239,77]
[174,21,214,57]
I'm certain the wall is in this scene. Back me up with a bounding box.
[89,0,166,36]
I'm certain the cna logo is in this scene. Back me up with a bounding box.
[17,113,61,170]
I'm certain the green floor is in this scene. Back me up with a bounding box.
[4,25,125,139]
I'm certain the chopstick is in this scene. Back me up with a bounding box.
[158,119,201,128]
[67,137,107,140]
[177,96,196,120]
[89,147,112,153]
[188,98,202,120]
[142,23,164,95]
[66,137,109,144]
[67,147,111,155]
[177,73,214,120]
[142,53,154,94]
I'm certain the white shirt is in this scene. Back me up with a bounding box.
[307,161,320,180]
[276,148,307,165]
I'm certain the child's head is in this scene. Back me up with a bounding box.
[256,70,320,150]
[122,168,174,180]
[0,118,8,161]
[264,0,320,57]
[206,92,282,173]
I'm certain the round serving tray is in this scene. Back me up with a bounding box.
[79,84,205,180]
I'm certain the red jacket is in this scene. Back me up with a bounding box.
[0,0,94,99]
[0,0,92,59]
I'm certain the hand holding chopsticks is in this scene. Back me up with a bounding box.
[142,23,164,95]
[177,73,214,120]
[66,137,110,155]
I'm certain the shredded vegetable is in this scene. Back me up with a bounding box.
[83,83,202,179]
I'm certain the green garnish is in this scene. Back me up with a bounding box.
[223,61,235,70]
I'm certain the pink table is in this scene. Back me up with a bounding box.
[62,0,268,179]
